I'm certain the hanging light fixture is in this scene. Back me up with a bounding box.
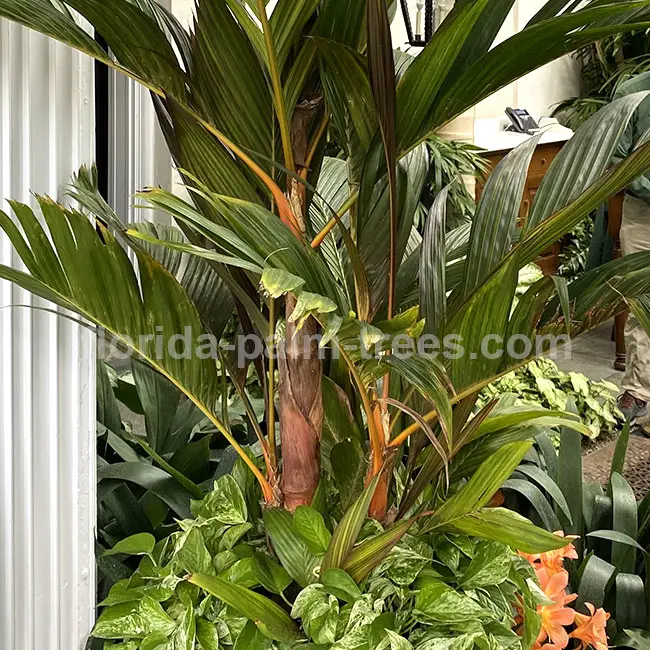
[400,0,435,46]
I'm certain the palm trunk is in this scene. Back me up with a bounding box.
[279,98,323,511]
[279,299,323,510]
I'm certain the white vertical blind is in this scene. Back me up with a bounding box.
[108,72,171,225]
[0,20,96,650]
[107,0,172,225]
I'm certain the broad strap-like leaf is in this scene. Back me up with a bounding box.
[474,407,590,438]
[441,0,516,83]
[342,518,414,582]
[131,358,180,454]
[186,574,302,642]
[191,0,273,159]
[446,257,520,390]
[321,473,381,572]
[98,462,193,519]
[367,0,398,316]
[424,441,532,530]
[262,508,320,588]
[502,478,562,531]
[556,400,584,543]
[443,507,569,554]
[524,92,648,233]
[515,464,573,524]
[164,101,264,205]
[317,38,378,151]
[526,0,582,25]
[611,471,639,574]
[462,134,540,298]
[0,198,272,500]
[576,555,616,610]
[420,186,449,338]
[270,0,321,68]
[517,138,650,268]
[358,145,429,317]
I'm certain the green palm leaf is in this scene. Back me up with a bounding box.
[462,134,540,298]
[66,0,186,96]
[0,198,273,501]
[525,93,648,233]
[429,2,650,144]
[191,0,273,158]
[419,186,449,338]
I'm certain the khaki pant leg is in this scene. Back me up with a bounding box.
[620,194,650,402]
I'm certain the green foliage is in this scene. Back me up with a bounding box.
[479,358,624,439]
[96,357,266,599]
[92,471,551,650]
[557,216,595,281]
[506,410,650,636]
[554,31,650,131]
[420,136,489,226]
[3,3,650,647]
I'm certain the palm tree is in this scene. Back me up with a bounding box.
[1,0,650,539]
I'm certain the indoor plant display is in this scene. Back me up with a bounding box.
[3,1,650,648]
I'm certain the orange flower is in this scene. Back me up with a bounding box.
[521,532,579,576]
[570,603,609,650]
[532,569,577,650]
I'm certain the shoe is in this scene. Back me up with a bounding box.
[638,416,650,437]
[617,391,648,422]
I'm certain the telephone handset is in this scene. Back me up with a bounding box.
[505,107,539,135]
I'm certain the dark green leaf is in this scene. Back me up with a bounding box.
[263,508,320,588]
[321,473,381,572]
[445,508,569,554]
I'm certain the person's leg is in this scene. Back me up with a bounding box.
[619,194,650,421]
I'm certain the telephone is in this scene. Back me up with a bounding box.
[505,107,539,135]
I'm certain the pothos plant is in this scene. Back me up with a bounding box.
[4,2,650,647]
[91,465,556,650]
[479,358,623,440]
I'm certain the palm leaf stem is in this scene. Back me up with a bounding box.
[331,337,383,469]
[256,0,295,174]
[300,113,330,181]
[311,191,358,248]
[267,297,278,471]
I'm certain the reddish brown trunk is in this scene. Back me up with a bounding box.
[279,296,323,510]
[279,97,323,511]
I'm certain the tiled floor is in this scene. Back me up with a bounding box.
[563,321,650,497]
[554,320,623,387]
